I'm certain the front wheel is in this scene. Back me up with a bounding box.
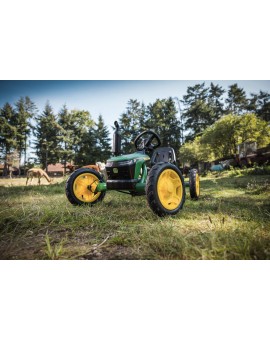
[146,163,186,217]
[66,168,106,205]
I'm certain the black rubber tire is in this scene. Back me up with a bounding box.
[65,168,106,205]
[189,168,200,200]
[146,163,186,217]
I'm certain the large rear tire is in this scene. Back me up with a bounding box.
[66,168,106,205]
[146,163,186,217]
[189,169,200,200]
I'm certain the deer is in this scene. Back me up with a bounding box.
[26,168,53,186]
[82,162,107,180]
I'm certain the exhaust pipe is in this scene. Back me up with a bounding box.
[112,121,121,156]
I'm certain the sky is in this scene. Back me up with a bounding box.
[1,80,270,134]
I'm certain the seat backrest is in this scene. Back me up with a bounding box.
[150,147,176,166]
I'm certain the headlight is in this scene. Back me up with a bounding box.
[117,160,135,166]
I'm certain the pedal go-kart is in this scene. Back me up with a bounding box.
[66,121,200,217]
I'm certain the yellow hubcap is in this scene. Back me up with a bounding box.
[157,169,183,210]
[196,173,200,196]
[73,173,101,203]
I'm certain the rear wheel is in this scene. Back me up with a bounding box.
[66,168,106,205]
[189,169,200,200]
[146,163,186,217]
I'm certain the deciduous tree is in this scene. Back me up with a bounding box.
[58,106,94,172]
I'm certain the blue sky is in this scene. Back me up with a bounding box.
[1,80,270,133]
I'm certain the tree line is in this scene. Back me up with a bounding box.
[181,82,270,141]
[0,98,111,175]
[118,83,270,164]
[179,83,270,164]
[0,82,270,174]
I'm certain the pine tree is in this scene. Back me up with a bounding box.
[248,91,270,122]
[181,83,215,141]
[75,126,97,166]
[0,103,17,175]
[208,82,225,119]
[147,97,181,154]
[94,114,111,161]
[14,96,37,170]
[58,105,73,172]
[119,99,145,154]
[183,83,209,103]
[226,83,248,114]
[34,102,61,171]
[76,115,111,165]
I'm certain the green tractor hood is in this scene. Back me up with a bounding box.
[107,152,150,163]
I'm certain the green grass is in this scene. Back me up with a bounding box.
[0,173,269,259]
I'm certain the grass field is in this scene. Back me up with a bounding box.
[0,172,269,260]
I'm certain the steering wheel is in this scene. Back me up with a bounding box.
[134,130,161,152]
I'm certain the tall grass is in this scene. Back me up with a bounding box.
[0,174,269,259]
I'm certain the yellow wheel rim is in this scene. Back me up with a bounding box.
[196,173,200,196]
[157,169,183,210]
[73,173,101,203]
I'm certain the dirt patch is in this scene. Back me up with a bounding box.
[81,245,138,260]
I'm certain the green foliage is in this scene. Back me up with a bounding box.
[201,113,238,159]
[119,99,146,154]
[14,96,37,166]
[146,97,181,154]
[34,102,61,170]
[180,82,270,146]
[208,82,226,119]
[58,106,94,168]
[76,114,111,165]
[226,83,248,114]
[180,113,270,163]
[237,113,270,146]
[119,98,181,156]
[45,232,65,260]
[248,91,270,122]
[0,103,17,159]
[179,136,214,164]
[94,114,111,162]
[1,83,269,173]
[201,113,270,159]
[181,82,226,140]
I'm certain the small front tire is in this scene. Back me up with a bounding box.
[66,168,106,205]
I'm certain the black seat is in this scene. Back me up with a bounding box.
[150,147,176,166]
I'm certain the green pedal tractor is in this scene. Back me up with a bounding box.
[66,121,200,217]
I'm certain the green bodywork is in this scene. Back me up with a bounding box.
[96,151,190,193]
[96,152,150,193]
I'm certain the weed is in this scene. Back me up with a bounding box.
[44,232,65,260]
